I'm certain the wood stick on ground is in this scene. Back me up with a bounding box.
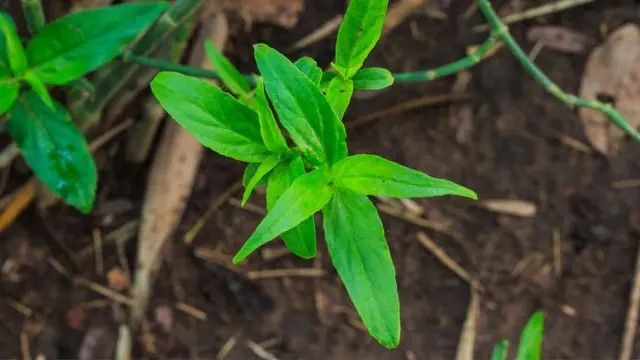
[416,232,478,288]
[473,0,596,32]
[288,15,343,51]
[618,244,640,360]
[552,229,562,277]
[377,202,455,236]
[20,327,31,360]
[455,290,480,360]
[612,179,640,190]
[346,93,469,129]
[175,302,207,321]
[216,336,237,360]
[92,228,104,276]
[184,180,242,245]
[246,340,280,360]
[384,0,428,35]
[246,268,325,280]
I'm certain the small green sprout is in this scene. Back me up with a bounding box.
[491,310,545,360]
[151,0,477,348]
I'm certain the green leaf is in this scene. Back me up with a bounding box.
[0,32,9,76]
[242,154,281,205]
[205,40,251,96]
[325,77,353,120]
[294,56,322,85]
[26,2,168,85]
[253,78,289,154]
[322,187,400,348]
[151,71,269,162]
[332,154,477,200]
[0,79,19,114]
[267,156,317,259]
[334,0,389,78]
[0,12,28,76]
[22,71,53,109]
[320,71,337,92]
[233,168,331,263]
[515,311,544,360]
[243,163,260,187]
[353,67,394,90]
[7,91,97,213]
[254,44,348,166]
[491,340,510,360]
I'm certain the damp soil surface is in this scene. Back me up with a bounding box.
[1,1,640,359]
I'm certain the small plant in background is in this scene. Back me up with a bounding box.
[151,0,476,348]
[491,311,545,360]
[0,2,167,212]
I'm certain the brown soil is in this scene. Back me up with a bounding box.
[1,1,640,359]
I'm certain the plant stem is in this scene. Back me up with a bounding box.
[475,0,640,141]
[20,0,45,34]
[393,35,499,82]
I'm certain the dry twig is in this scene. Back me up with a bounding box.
[619,244,640,360]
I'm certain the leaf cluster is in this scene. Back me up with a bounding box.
[0,2,167,212]
[151,0,477,348]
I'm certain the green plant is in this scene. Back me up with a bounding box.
[491,311,545,360]
[0,2,168,212]
[151,0,476,348]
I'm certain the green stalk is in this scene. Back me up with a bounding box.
[393,35,499,82]
[70,0,205,127]
[475,0,640,141]
[20,0,45,34]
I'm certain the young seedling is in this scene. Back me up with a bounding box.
[491,310,545,360]
[151,0,476,348]
[0,2,168,212]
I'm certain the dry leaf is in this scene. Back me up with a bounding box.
[579,24,640,155]
[479,199,537,217]
[527,25,591,54]
[220,0,304,29]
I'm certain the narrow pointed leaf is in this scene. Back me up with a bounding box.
[233,168,331,263]
[26,2,168,85]
[334,0,389,78]
[0,12,28,75]
[254,44,347,166]
[0,80,19,114]
[205,39,251,96]
[332,154,477,199]
[491,340,510,360]
[353,67,394,90]
[23,72,54,109]
[515,311,544,360]
[8,92,97,213]
[267,156,317,259]
[295,56,323,85]
[325,77,353,120]
[253,78,289,153]
[242,154,281,205]
[323,187,400,348]
[151,71,269,162]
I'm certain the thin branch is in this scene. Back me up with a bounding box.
[473,0,596,32]
[393,35,500,82]
[476,0,640,142]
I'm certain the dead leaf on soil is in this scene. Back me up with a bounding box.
[526,25,592,54]
[478,199,537,217]
[220,0,305,29]
[579,24,640,155]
